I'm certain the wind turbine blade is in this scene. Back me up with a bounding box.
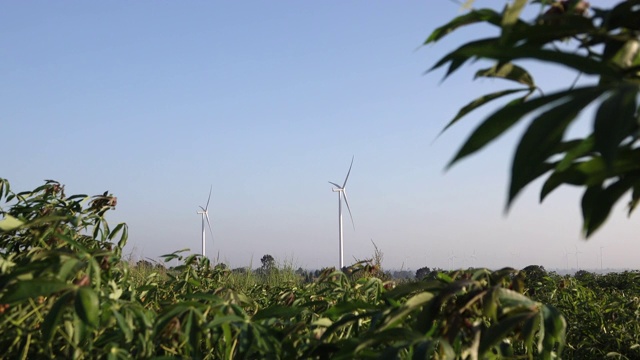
[205,185,212,210]
[199,206,206,212]
[342,191,355,230]
[205,213,214,243]
[328,181,341,188]
[342,156,354,188]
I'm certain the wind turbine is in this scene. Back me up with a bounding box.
[448,251,457,270]
[563,248,570,270]
[574,245,583,270]
[196,186,214,258]
[470,249,477,268]
[329,156,355,269]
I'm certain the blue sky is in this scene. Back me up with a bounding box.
[2,1,635,271]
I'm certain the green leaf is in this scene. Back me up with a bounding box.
[431,38,621,80]
[541,166,587,201]
[555,137,595,172]
[441,88,531,134]
[514,15,596,45]
[252,305,302,321]
[606,1,640,31]
[424,9,502,44]
[479,312,533,356]
[501,0,527,28]
[208,314,246,328]
[475,63,535,87]
[611,38,640,69]
[482,287,499,322]
[508,86,606,207]
[42,291,73,345]
[582,175,639,237]
[593,85,639,166]
[543,150,640,201]
[430,38,499,79]
[58,258,81,282]
[109,222,129,250]
[522,311,542,353]
[497,288,537,308]
[379,292,434,331]
[75,287,100,327]
[0,215,23,232]
[354,328,422,354]
[448,87,591,168]
[541,305,566,357]
[113,309,134,342]
[629,183,640,216]
[383,280,444,301]
[2,279,73,304]
[412,340,436,360]
[323,300,378,319]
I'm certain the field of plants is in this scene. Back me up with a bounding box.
[0,179,638,359]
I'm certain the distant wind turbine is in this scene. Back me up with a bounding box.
[470,249,477,267]
[196,186,214,258]
[448,251,457,270]
[574,245,583,270]
[329,156,355,269]
[563,248,570,270]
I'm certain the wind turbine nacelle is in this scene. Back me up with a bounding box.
[332,188,341,192]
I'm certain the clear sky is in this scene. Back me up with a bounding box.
[2,1,635,272]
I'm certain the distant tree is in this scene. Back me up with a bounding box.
[522,265,547,277]
[429,0,640,236]
[574,269,597,285]
[136,260,153,268]
[521,265,548,286]
[232,267,248,275]
[260,254,275,272]
[415,266,431,280]
[391,270,414,280]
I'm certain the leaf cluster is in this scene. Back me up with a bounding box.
[429,0,640,236]
[521,267,640,358]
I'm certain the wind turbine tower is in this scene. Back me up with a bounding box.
[574,245,583,270]
[197,186,214,258]
[329,156,355,269]
[470,250,477,268]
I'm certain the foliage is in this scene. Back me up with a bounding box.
[0,179,567,359]
[522,268,640,358]
[428,0,640,236]
[416,266,432,280]
[260,254,275,271]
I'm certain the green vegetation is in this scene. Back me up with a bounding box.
[429,0,640,236]
[0,179,568,359]
[521,266,640,358]
[3,3,640,358]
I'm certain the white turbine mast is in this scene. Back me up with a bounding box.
[563,248,570,270]
[329,156,355,270]
[196,186,214,258]
[448,251,457,270]
[470,249,477,267]
[574,245,583,270]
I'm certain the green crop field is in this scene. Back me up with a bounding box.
[2,179,638,359]
[3,0,640,358]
